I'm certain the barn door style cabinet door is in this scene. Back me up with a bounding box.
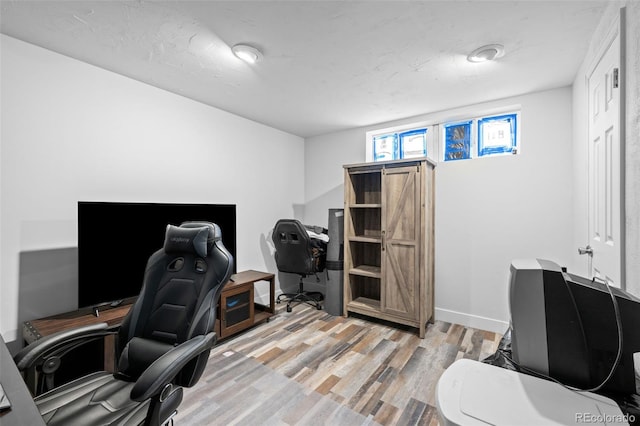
[343,158,435,338]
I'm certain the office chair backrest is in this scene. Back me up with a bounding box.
[272,219,326,276]
[117,221,233,386]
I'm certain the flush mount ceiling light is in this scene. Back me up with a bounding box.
[467,44,505,63]
[231,44,263,64]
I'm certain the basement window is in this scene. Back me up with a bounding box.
[478,113,518,156]
[442,111,520,161]
[368,125,432,162]
[372,133,398,162]
[399,129,428,159]
[443,121,472,161]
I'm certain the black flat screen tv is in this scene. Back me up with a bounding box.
[78,201,236,309]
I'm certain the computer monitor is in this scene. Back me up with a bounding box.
[509,258,640,394]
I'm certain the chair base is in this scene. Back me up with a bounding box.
[277,276,324,312]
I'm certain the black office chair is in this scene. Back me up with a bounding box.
[272,219,327,313]
[14,221,233,426]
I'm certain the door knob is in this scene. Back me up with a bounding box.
[578,245,593,256]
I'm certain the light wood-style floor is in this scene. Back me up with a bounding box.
[176,305,502,425]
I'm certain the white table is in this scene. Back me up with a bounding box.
[436,359,631,425]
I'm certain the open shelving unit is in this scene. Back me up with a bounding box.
[343,158,435,338]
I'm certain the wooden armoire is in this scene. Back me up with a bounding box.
[343,158,435,337]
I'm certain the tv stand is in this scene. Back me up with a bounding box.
[22,270,275,374]
[23,302,133,375]
[216,270,275,339]
[88,299,126,317]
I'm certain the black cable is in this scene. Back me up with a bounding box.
[580,277,623,393]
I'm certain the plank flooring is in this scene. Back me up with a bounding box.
[176,305,502,425]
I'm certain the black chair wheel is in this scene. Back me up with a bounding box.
[276,300,281,304]
[316,305,322,310]
[286,305,292,313]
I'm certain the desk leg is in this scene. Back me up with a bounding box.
[269,276,275,314]
[104,335,116,373]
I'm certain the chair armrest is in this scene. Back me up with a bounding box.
[14,323,112,371]
[130,332,216,402]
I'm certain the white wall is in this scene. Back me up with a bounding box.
[305,88,574,333]
[0,35,304,341]
[627,3,640,296]
[571,2,640,295]
[6,5,634,340]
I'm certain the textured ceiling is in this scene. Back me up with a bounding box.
[0,1,611,137]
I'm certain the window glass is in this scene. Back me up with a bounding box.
[399,128,427,159]
[372,127,428,162]
[478,113,517,156]
[443,121,471,161]
[373,133,398,161]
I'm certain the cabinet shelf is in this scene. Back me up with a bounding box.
[349,204,382,209]
[349,236,382,243]
[347,297,381,312]
[349,265,381,278]
[347,201,381,240]
[346,170,381,205]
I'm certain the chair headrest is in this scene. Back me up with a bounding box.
[179,221,223,244]
[272,219,328,244]
[163,224,209,257]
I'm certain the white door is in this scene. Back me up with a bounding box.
[584,23,624,287]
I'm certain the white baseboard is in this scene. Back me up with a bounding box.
[250,289,510,335]
[2,328,19,344]
[434,307,509,334]
[254,287,278,306]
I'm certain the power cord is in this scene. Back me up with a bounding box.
[581,276,623,393]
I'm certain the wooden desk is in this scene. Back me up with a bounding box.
[0,335,45,425]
